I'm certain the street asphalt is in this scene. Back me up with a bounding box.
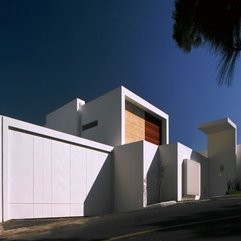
[1,196,241,240]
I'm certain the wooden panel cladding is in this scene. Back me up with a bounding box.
[125,101,162,145]
[125,101,145,144]
[145,113,162,145]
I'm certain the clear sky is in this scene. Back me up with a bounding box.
[1,0,241,151]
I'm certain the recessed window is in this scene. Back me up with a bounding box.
[82,120,98,131]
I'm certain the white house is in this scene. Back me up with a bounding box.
[0,86,240,222]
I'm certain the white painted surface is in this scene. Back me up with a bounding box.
[34,204,51,218]
[2,116,112,221]
[159,144,178,201]
[236,144,241,183]
[9,130,34,204]
[199,118,237,197]
[177,143,208,201]
[199,118,237,196]
[46,98,85,136]
[159,143,208,202]
[114,141,144,212]
[45,86,169,147]
[70,146,87,204]
[208,129,237,196]
[143,141,159,206]
[33,137,52,204]
[52,141,71,204]
[81,87,122,146]
[0,116,2,222]
[198,118,237,134]
[183,159,201,197]
[114,140,160,212]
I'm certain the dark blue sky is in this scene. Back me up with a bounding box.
[1,0,241,151]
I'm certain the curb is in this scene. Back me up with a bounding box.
[211,194,241,201]
[147,200,177,208]
[160,201,177,207]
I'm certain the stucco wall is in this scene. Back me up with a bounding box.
[143,141,159,206]
[114,141,160,212]
[46,99,85,136]
[81,88,122,146]
[0,116,2,222]
[208,130,236,196]
[182,159,201,197]
[177,143,209,200]
[113,141,143,212]
[236,144,241,184]
[159,143,208,202]
[159,143,178,201]
[2,116,113,222]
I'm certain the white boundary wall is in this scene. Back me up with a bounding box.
[236,144,241,183]
[183,159,201,198]
[113,141,159,213]
[1,116,113,222]
[159,143,209,202]
[0,116,2,222]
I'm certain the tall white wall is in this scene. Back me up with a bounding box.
[46,98,85,136]
[208,129,236,196]
[236,144,241,184]
[177,143,209,200]
[183,159,201,198]
[2,116,113,221]
[159,143,208,202]
[114,142,144,212]
[0,116,2,222]
[159,144,178,201]
[143,141,159,206]
[81,87,122,146]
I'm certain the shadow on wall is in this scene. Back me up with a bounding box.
[84,155,112,216]
[146,150,164,206]
[190,151,209,199]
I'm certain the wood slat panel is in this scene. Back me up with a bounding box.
[125,101,145,144]
[145,113,162,145]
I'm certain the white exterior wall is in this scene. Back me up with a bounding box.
[113,142,144,212]
[208,130,236,196]
[45,86,169,147]
[114,141,160,212]
[46,98,85,136]
[143,141,159,206]
[159,143,208,202]
[0,116,2,222]
[182,159,201,198]
[2,116,113,222]
[177,143,209,200]
[159,144,178,201]
[236,144,241,183]
[81,88,122,146]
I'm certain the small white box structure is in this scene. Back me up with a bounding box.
[183,159,201,199]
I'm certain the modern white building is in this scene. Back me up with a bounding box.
[0,86,240,222]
